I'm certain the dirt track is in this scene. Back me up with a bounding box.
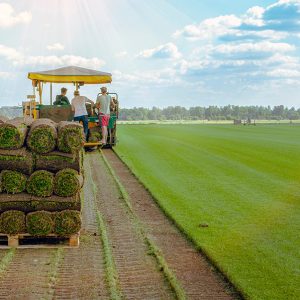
[0,150,239,299]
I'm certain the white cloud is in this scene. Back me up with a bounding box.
[138,43,181,60]
[266,69,300,78]
[0,72,12,79]
[0,3,32,28]
[213,41,295,54]
[47,43,65,51]
[0,44,105,69]
[174,15,241,41]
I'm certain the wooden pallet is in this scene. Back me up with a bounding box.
[0,233,80,248]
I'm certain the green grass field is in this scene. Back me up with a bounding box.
[115,124,300,300]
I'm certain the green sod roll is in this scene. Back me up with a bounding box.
[27,170,54,197]
[0,170,27,194]
[54,168,83,197]
[0,148,34,175]
[88,126,102,143]
[0,210,26,234]
[26,211,54,236]
[57,121,85,153]
[54,210,81,236]
[27,119,57,154]
[35,151,82,173]
[0,118,28,149]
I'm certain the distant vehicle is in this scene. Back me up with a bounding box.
[24,66,119,148]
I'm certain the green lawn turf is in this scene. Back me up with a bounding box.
[115,124,300,300]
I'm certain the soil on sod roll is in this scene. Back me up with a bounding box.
[54,210,81,236]
[27,118,57,154]
[26,211,54,236]
[57,121,85,153]
[35,151,82,173]
[0,210,26,234]
[0,118,28,149]
[0,148,33,175]
[0,170,27,194]
[27,170,54,197]
[0,116,9,124]
[0,193,81,213]
[54,168,83,197]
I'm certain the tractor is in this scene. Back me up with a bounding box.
[23,66,119,148]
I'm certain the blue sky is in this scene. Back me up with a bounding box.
[0,0,300,108]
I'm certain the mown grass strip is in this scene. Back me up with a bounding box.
[85,155,122,300]
[46,248,64,299]
[100,150,186,300]
[0,248,15,277]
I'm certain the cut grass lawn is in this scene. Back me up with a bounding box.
[115,124,300,300]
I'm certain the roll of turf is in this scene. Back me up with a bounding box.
[54,210,81,236]
[26,211,54,236]
[57,121,84,153]
[27,119,57,154]
[0,210,26,234]
[54,168,83,197]
[0,193,81,213]
[27,170,54,197]
[0,170,27,194]
[0,118,28,149]
[35,151,82,173]
[0,148,33,175]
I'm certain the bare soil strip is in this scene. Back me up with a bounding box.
[53,157,109,299]
[103,149,239,300]
[87,152,175,300]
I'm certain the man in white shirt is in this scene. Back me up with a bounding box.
[96,87,114,145]
[71,90,94,139]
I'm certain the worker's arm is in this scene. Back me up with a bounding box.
[85,98,94,105]
[71,100,75,112]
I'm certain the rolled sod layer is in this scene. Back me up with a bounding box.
[0,170,27,194]
[0,210,26,234]
[54,168,83,197]
[54,210,81,236]
[27,170,54,197]
[0,118,28,149]
[0,116,9,124]
[26,211,54,236]
[35,151,82,173]
[57,121,85,153]
[0,148,33,175]
[0,193,81,213]
[27,119,57,154]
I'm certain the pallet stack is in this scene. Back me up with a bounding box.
[0,118,84,247]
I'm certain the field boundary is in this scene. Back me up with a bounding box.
[100,149,187,300]
[111,148,244,299]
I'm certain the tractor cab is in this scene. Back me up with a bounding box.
[24,66,119,148]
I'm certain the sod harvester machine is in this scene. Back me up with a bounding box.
[24,66,119,148]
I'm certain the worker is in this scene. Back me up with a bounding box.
[71,90,94,139]
[54,87,70,105]
[96,87,115,145]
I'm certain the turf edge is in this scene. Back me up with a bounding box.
[111,148,244,299]
[0,248,15,277]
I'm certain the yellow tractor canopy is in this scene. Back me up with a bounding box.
[28,66,112,84]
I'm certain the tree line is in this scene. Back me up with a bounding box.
[119,105,300,121]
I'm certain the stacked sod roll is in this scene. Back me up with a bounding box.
[0,118,84,237]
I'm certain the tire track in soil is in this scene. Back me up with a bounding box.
[103,149,240,300]
[53,155,109,300]
[87,152,175,300]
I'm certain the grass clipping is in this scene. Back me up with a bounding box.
[27,119,57,154]
[0,210,26,234]
[57,121,84,153]
[0,119,28,149]
[27,170,54,197]
[54,168,83,197]
[26,211,54,236]
[54,210,81,236]
[0,170,27,194]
